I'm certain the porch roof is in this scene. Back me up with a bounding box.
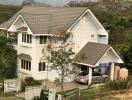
[73,42,123,67]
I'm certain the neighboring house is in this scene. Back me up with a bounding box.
[0,6,123,84]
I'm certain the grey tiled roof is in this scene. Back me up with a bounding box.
[0,6,87,34]
[73,42,110,66]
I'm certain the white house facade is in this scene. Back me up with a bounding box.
[0,6,123,84]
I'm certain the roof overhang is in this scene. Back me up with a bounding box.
[0,28,7,31]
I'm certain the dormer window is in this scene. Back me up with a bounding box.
[22,33,32,43]
[40,36,47,44]
[91,34,94,38]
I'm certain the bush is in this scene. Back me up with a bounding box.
[40,89,48,100]
[25,77,41,86]
[25,77,34,85]
[33,96,40,100]
[21,82,26,92]
[107,80,132,90]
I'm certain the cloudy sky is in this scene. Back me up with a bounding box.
[0,0,72,6]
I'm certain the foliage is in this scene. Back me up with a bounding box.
[22,0,35,6]
[0,36,17,84]
[33,96,40,100]
[40,89,48,100]
[21,81,26,92]
[48,30,74,92]
[0,4,21,24]
[25,77,41,86]
[21,77,41,92]
[123,46,132,70]
[67,0,132,44]
[67,0,132,69]
[107,80,132,90]
[115,43,132,70]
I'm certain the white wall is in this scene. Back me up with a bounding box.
[99,49,120,64]
[70,12,108,53]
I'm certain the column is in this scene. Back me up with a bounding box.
[88,67,92,85]
[110,63,115,81]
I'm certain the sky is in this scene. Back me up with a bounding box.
[0,0,72,6]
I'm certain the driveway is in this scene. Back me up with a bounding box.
[42,80,103,92]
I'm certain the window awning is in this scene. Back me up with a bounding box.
[16,27,27,32]
[17,53,32,61]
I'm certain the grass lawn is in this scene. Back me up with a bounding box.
[60,83,132,100]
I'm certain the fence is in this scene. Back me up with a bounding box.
[4,78,21,93]
[25,85,42,100]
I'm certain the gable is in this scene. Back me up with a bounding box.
[95,47,123,66]
[8,15,33,34]
[68,9,108,35]
[73,42,123,67]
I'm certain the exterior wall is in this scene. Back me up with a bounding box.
[99,49,120,64]
[32,36,48,80]
[70,12,108,53]
[7,11,110,82]
[7,16,49,80]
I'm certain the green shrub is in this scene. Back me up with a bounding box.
[33,96,40,100]
[25,77,41,86]
[30,80,41,86]
[21,82,26,92]
[25,77,34,85]
[107,80,132,90]
[40,89,48,100]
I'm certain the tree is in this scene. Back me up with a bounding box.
[48,30,74,92]
[22,0,35,6]
[67,0,132,45]
[0,4,21,24]
[0,36,17,89]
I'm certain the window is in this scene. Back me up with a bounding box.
[40,36,47,44]
[91,34,94,38]
[38,62,45,71]
[92,72,101,76]
[10,37,17,45]
[22,33,32,43]
[98,34,106,37]
[81,65,88,71]
[21,59,31,71]
[8,32,18,45]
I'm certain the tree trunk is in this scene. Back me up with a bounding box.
[61,70,64,92]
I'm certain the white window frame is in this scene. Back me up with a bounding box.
[22,33,32,44]
[38,62,46,71]
[21,59,31,71]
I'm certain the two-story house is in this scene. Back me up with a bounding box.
[0,6,123,84]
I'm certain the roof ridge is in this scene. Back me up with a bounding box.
[20,12,52,16]
[23,6,88,9]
